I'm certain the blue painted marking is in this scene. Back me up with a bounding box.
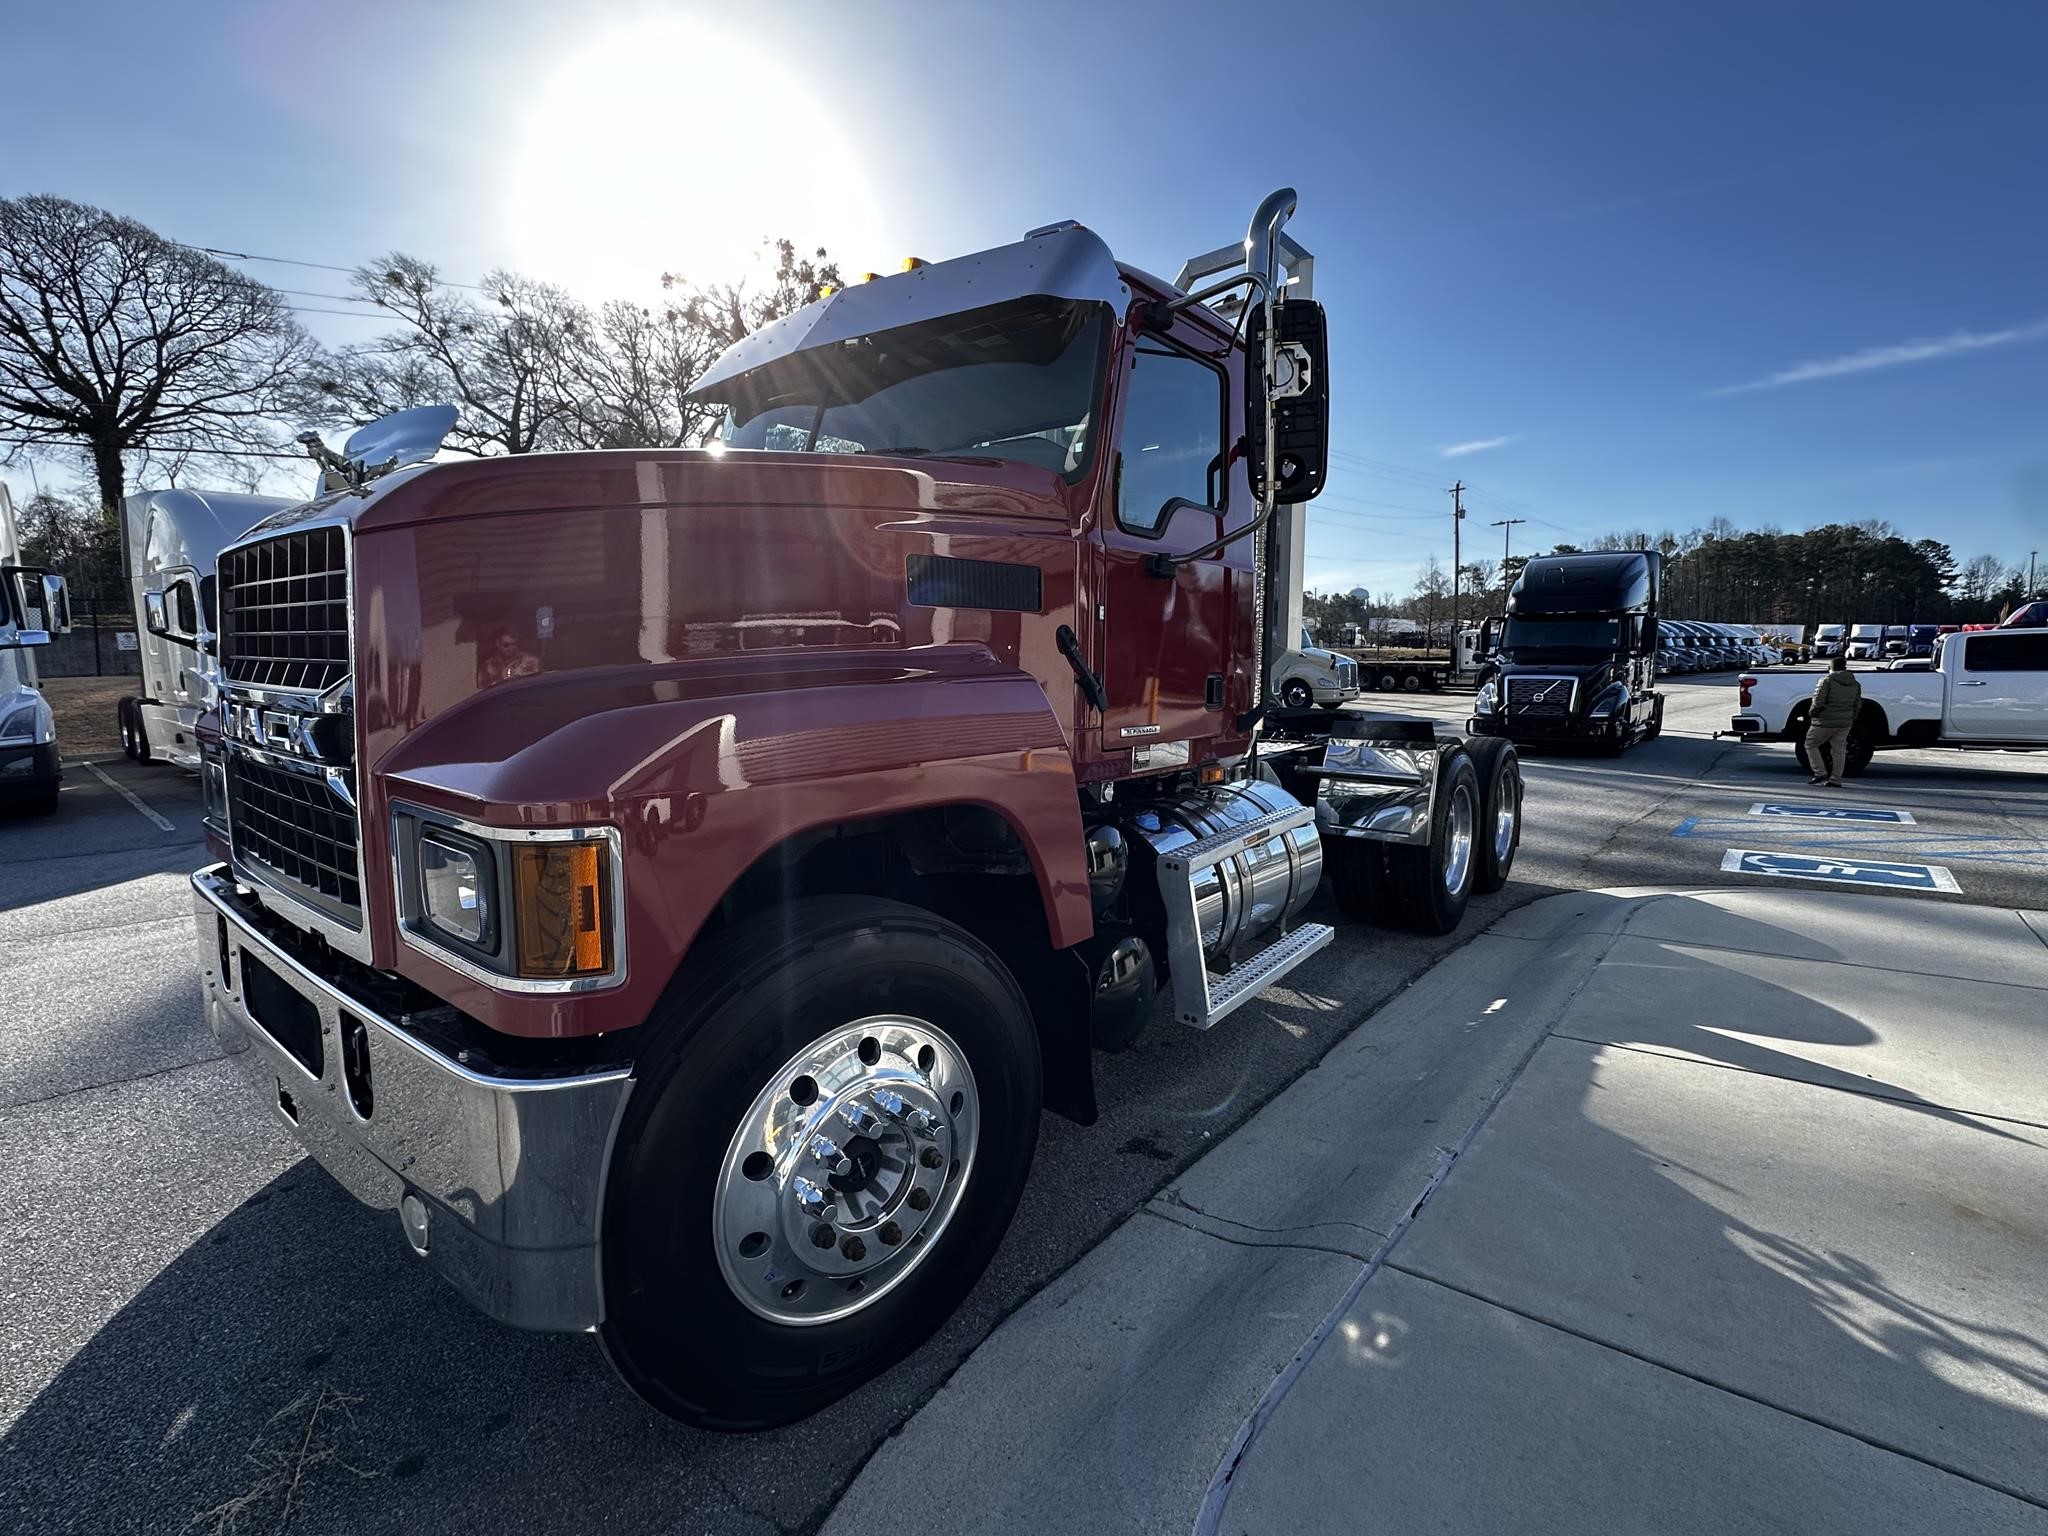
[1670,817,1699,838]
[1721,848,1960,893]
[1750,802,1915,825]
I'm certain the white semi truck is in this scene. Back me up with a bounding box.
[117,489,295,768]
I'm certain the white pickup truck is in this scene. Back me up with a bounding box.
[1731,628,2048,776]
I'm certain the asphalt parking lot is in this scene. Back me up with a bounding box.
[2,674,2042,1536]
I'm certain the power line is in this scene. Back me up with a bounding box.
[177,240,495,294]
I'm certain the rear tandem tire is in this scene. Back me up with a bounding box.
[1462,736,1522,894]
[1329,747,1481,935]
[599,896,1042,1430]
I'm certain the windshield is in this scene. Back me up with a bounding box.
[714,296,1108,477]
[1503,615,1622,654]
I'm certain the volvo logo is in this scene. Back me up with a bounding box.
[1532,681,1568,703]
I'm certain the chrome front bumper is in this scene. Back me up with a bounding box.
[191,864,633,1332]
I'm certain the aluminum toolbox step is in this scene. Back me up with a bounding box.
[1188,921,1335,1029]
[1154,797,1333,1030]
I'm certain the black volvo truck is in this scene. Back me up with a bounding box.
[1468,551,1664,753]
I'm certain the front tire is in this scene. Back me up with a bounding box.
[1281,679,1313,710]
[600,896,1042,1430]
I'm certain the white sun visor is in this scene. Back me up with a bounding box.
[686,223,1134,401]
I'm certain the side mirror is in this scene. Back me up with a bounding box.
[1244,298,1329,505]
[1479,616,1501,656]
[144,590,172,640]
[0,565,68,649]
[1640,616,1659,654]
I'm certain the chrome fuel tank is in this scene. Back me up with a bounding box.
[1122,778,1322,965]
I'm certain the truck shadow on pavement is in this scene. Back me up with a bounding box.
[1319,892,2048,1525]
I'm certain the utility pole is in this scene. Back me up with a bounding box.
[2030,550,2038,592]
[1449,481,1466,649]
[1490,516,1526,568]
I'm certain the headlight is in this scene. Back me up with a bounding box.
[396,806,620,987]
[1474,681,1498,715]
[1587,684,1629,719]
[419,829,495,949]
[0,695,52,745]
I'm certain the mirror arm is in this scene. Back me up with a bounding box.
[1145,494,1278,578]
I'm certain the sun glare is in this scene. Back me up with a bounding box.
[507,18,884,301]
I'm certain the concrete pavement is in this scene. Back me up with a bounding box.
[826,887,2048,1535]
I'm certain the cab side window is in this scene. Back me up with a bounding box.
[1964,633,2048,672]
[1117,342,1223,536]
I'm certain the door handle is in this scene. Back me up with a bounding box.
[1957,680,1987,687]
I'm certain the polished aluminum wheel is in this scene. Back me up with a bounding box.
[713,1017,978,1326]
[1443,780,1476,897]
[1492,777,1518,865]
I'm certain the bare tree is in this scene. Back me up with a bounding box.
[564,299,723,449]
[1958,553,2004,605]
[666,238,842,356]
[318,257,597,456]
[326,237,838,455]
[0,195,320,515]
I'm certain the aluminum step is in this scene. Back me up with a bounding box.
[1175,922,1334,1030]
[1154,802,1318,879]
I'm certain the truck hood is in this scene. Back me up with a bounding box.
[238,447,1075,540]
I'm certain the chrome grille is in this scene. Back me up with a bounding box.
[1507,676,1576,718]
[1337,659,1358,689]
[226,755,362,927]
[220,527,350,692]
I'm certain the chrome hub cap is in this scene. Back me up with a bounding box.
[714,1017,978,1326]
[1443,782,1476,896]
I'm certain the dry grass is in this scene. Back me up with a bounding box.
[40,674,133,759]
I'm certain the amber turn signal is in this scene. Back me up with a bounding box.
[512,841,612,979]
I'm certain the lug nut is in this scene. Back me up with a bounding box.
[906,1108,944,1139]
[839,1103,883,1139]
[841,1235,867,1262]
[868,1088,906,1118]
[811,1223,836,1249]
[919,1146,944,1170]
[906,1186,932,1212]
[793,1177,833,1220]
[809,1135,843,1167]
[879,1220,903,1246]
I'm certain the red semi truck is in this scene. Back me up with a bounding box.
[189,191,1524,1428]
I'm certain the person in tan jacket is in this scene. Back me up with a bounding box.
[1805,655,1862,786]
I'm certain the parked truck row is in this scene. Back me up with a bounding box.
[178,192,1532,1429]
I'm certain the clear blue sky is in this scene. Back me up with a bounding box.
[9,0,2046,599]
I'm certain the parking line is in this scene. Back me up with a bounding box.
[84,762,176,832]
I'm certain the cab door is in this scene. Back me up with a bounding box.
[1947,631,2048,742]
[1093,328,1248,761]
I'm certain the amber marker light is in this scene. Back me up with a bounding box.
[513,841,613,979]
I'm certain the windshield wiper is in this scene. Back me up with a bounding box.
[862,445,1005,465]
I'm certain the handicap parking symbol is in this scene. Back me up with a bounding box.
[1721,848,1960,894]
[1749,802,1916,825]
